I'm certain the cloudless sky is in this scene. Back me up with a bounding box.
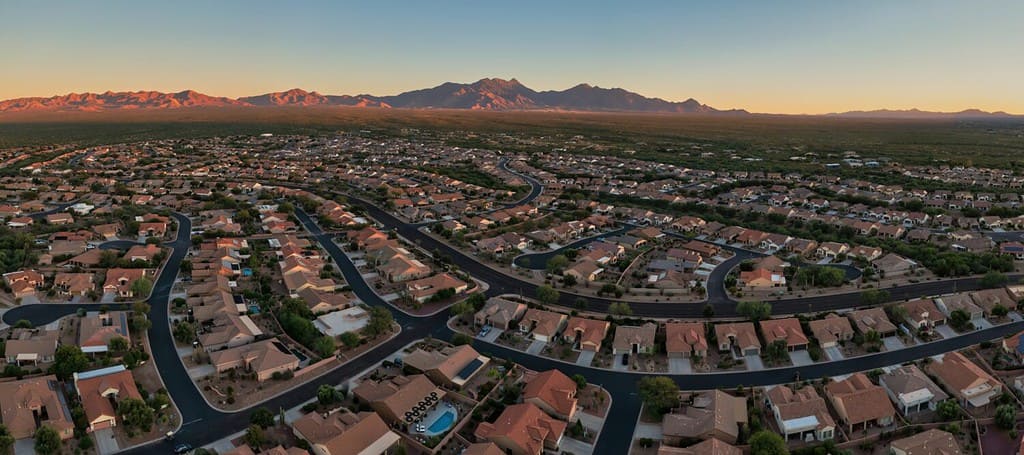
[2,0,1022,114]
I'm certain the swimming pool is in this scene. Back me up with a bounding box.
[425,409,457,436]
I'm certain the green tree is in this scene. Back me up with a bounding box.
[363,306,394,337]
[860,289,890,306]
[312,336,336,358]
[339,331,360,348]
[764,340,789,362]
[536,285,559,305]
[703,304,715,318]
[571,374,587,390]
[0,424,13,455]
[243,424,265,449]
[993,305,1010,318]
[451,332,473,346]
[118,397,155,431]
[545,254,569,274]
[949,309,972,331]
[637,376,680,416]
[107,336,129,352]
[449,300,474,318]
[317,385,341,405]
[749,430,789,455]
[981,271,1009,289]
[736,301,771,321]
[173,321,196,344]
[996,404,1017,430]
[51,345,89,380]
[130,276,153,297]
[33,426,61,455]
[250,407,276,428]
[609,302,633,316]
[937,400,960,420]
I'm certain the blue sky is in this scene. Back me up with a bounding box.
[2,0,1022,113]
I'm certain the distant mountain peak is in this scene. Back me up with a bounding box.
[829,107,1019,119]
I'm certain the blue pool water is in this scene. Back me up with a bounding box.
[426,410,456,436]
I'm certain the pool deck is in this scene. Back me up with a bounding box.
[421,400,459,437]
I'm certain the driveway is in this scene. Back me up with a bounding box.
[668,357,692,374]
[188,364,216,380]
[824,346,845,361]
[612,354,630,371]
[973,318,994,330]
[14,439,34,455]
[883,336,906,351]
[934,325,958,339]
[477,328,502,343]
[790,350,814,367]
[560,436,594,455]
[744,355,765,371]
[94,428,120,454]
[525,339,547,355]
[576,350,597,366]
[1010,312,1023,322]
[633,422,664,440]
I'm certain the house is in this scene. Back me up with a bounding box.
[759,318,809,351]
[900,299,946,333]
[665,322,708,358]
[807,314,854,348]
[848,245,883,261]
[0,375,75,440]
[3,269,44,298]
[46,213,74,225]
[825,373,896,432]
[889,429,962,455]
[786,238,818,257]
[474,403,566,455]
[656,438,741,455]
[879,365,949,415]
[847,307,898,337]
[54,272,95,296]
[928,351,1002,408]
[661,390,747,445]
[518,309,567,342]
[1003,331,1024,360]
[209,339,300,382]
[765,385,835,442]
[4,329,58,366]
[714,322,761,356]
[935,293,983,320]
[462,443,505,455]
[352,374,446,426]
[402,344,489,389]
[291,408,400,455]
[379,254,432,282]
[78,311,130,354]
[404,273,469,303]
[872,253,917,277]
[1000,241,1024,260]
[564,317,610,352]
[474,297,527,330]
[313,306,370,337]
[816,242,849,259]
[102,268,155,298]
[297,288,353,314]
[73,365,143,432]
[564,260,604,283]
[124,244,162,263]
[523,369,578,421]
[612,322,658,355]
[970,288,1017,315]
[738,268,786,288]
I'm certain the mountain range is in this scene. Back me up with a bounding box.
[0,78,1018,118]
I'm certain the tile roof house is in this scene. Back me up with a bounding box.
[807,314,854,348]
[935,293,984,321]
[665,322,708,358]
[889,429,962,455]
[564,317,610,352]
[872,253,917,277]
[517,309,567,343]
[661,390,748,445]
[474,402,566,455]
[738,267,786,288]
[379,254,432,282]
[714,322,761,356]
[825,373,896,432]
[847,307,898,337]
[73,366,143,432]
[765,385,836,442]
[462,442,504,455]
[102,268,155,298]
[402,344,489,389]
[4,329,58,366]
[523,369,578,421]
[209,338,300,382]
[928,351,1003,408]
[3,269,44,298]
[54,272,95,296]
[78,311,130,354]
[352,374,446,426]
[291,408,400,455]
[879,364,949,415]
[759,318,809,351]
[613,322,658,355]
[474,297,527,330]
[656,438,741,455]
[970,287,1017,314]
[900,299,946,333]
[0,375,75,440]
[404,273,469,303]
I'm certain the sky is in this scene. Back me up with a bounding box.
[1,0,1022,114]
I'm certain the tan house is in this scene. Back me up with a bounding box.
[54,272,95,296]
[900,299,946,333]
[714,322,761,356]
[474,402,566,455]
[807,314,854,348]
[474,297,527,330]
[889,429,962,455]
[352,375,446,425]
[872,253,917,277]
[662,390,747,445]
[79,311,130,354]
[518,309,567,343]
[665,322,708,358]
[759,318,809,351]
[209,339,300,382]
[4,329,58,365]
[3,269,44,298]
[73,366,143,432]
[102,268,155,298]
[564,317,610,352]
[765,385,835,442]
[0,375,75,439]
[613,322,658,355]
[402,344,489,389]
[291,408,400,455]
[847,307,898,337]
[825,373,896,432]
[404,273,469,303]
[928,351,1003,408]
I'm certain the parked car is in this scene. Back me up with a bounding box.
[478,325,492,337]
[621,353,629,365]
[173,443,193,454]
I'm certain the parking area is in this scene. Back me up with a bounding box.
[790,350,814,366]
[668,357,692,374]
